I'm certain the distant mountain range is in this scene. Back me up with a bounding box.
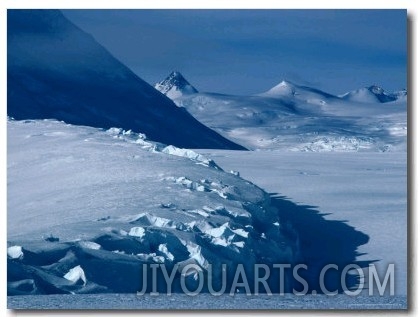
[155,72,407,152]
[156,71,406,104]
[7,10,244,150]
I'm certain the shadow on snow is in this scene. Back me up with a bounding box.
[269,193,374,294]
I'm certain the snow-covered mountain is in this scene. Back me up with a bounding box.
[155,71,198,99]
[7,10,244,150]
[340,85,407,103]
[159,78,406,152]
[260,80,340,105]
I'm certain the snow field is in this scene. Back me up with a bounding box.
[8,119,298,296]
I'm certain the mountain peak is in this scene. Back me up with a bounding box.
[278,79,293,86]
[341,85,400,103]
[170,70,182,78]
[367,85,385,95]
[155,71,198,99]
[263,79,296,96]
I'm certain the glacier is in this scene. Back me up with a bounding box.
[7,119,371,300]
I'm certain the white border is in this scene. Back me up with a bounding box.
[1,1,417,316]
[0,0,415,9]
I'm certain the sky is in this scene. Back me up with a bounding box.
[63,9,407,96]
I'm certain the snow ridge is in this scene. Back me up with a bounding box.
[105,127,222,169]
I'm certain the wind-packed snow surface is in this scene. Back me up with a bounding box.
[165,75,406,152]
[7,119,299,296]
[7,10,244,150]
